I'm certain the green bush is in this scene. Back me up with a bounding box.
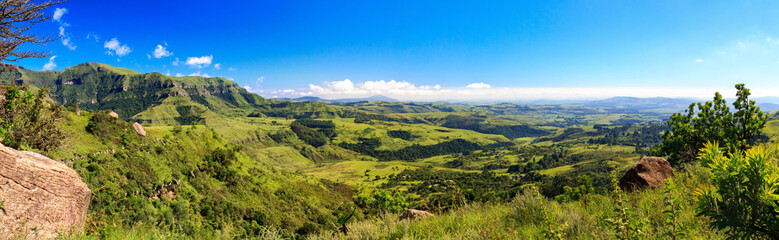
[695,142,779,239]
[656,84,768,166]
[0,83,63,151]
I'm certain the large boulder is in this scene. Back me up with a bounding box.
[108,111,119,119]
[619,156,674,192]
[0,144,91,239]
[132,122,146,137]
[398,209,434,221]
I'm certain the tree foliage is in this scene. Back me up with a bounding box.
[0,83,63,151]
[655,84,768,166]
[695,142,779,239]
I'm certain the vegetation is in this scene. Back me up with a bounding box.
[656,84,768,166]
[4,60,776,239]
[695,142,779,239]
[0,83,63,151]
[308,164,724,239]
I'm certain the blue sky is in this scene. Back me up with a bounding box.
[13,0,779,100]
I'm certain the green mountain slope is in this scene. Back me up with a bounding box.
[4,63,267,122]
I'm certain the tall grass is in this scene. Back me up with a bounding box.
[308,163,724,239]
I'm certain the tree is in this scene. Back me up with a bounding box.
[0,0,64,70]
[695,142,779,239]
[654,84,768,166]
[0,0,64,83]
[0,1,65,151]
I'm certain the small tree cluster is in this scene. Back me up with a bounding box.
[655,84,768,166]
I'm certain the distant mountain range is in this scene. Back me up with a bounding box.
[274,95,398,104]
[576,96,779,112]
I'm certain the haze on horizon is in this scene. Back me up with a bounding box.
[13,0,779,101]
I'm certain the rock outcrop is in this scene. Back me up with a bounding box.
[619,156,674,192]
[0,144,91,239]
[132,122,146,137]
[108,111,119,119]
[398,209,434,221]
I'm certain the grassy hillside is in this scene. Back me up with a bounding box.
[48,111,357,237]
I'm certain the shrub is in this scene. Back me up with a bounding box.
[695,142,779,239]
[0,83,63,151]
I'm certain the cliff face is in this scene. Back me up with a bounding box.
[6,63,268,121]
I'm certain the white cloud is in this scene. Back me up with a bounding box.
[695,59,703,62]
[306,79,744,101]
[53,8,67,22]
[165,70,170,76]
[42,56,57,70]
[104,38,131,57]
[308,79,444,97]
[175,73,184,77]
[228,67,236,71]
[86,33,99,42]
[54,11,76,50]
[188,71,211,78]
[185,55,213,68]
[152,44,172,58]
[214,63,221,69]
[61,36,76,50]
[172,57,181,66]
[466,82,491,89]
[331,79,355,91]
[257,76,264,82]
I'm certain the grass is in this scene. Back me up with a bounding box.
[307,163,724,239]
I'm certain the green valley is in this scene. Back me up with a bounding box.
[4,63,761,239]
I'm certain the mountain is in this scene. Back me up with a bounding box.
[581,96,697,112]
[276,95,398,103]
[4,63,269,123]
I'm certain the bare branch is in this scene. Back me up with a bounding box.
[0,0,65,71]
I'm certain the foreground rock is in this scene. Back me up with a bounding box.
[399,209,434,221]
[619,156,674,192]
[0,144,91,239]
[132,122,146,137]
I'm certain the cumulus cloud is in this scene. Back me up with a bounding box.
[466,82,491,89]
[42,56,57,70]
[53,9,76,50]
[151,44,172,58]
[257,76,264,82]
[104,38,131,57]
[61,36,76,50]
[188,71,211,78]
[172,57,181,66]
[53,8,67,22]
[175,73,184,77]
[214,63,221,70]
[185,55,213,68]
[306,79,741,101]
[228,67,236,71]
[308,79,444,97]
